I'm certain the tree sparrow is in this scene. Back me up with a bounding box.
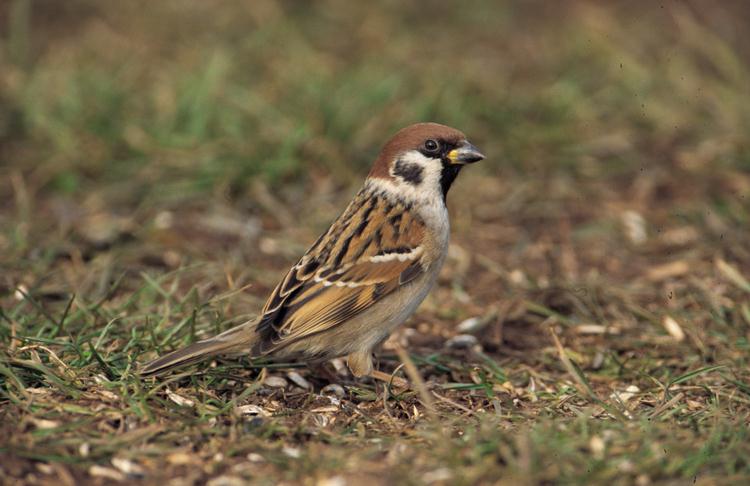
[140,123,484,382]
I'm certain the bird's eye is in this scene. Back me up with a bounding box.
[424,139,440,153]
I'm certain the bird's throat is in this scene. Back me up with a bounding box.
[439,163,462,200]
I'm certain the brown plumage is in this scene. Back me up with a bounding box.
[368,123,466,180]
[253,190,426,355]
[140,122,483,379]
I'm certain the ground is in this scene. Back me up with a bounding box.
[1,1,749,485]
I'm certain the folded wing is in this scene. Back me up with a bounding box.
[253,189,427,354]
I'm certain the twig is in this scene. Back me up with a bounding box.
[648,392,685,419]
[431,391,473,415]
[548,326,628,421]
[393,344,435,417]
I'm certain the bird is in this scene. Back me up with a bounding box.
[140,122,484,383]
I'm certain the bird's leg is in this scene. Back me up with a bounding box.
[347,350,409,389]
[308,361,342,384]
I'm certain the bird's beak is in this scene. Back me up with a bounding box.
[447,141,485,165]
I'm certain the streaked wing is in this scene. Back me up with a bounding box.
[253,187,426,354]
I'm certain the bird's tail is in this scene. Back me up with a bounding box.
[139,318,260,377]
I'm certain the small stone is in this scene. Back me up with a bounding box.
[235,404,270,417]
[591,351,605,370]
[445,334,479,349]
[622,210,647,245]
[264,376,288,388]
[167,452,192,465]
[166,390,195,407]
[282,446,301,458]
[30,418,60,430]
[509,269,528,286]
[154,211,174,229]
[206,475,245,486]
[574,324,607,334]
[89,465,125,482]
[457,317,481,333]
[287,371,312,390]
[310,405,339,413]
[317,477,347,486]
[423,468,452,483]
[617,459,635,473]
[246,453,265,463]
[610,385,640,403]
[321,384,345,399]
[112,458,145,477]
[14,284,28,301]
[589,436,605,459]
[662,316,685,342]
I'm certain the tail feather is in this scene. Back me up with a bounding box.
[140,319,259,376]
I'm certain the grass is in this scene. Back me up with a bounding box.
[2,1,750,484]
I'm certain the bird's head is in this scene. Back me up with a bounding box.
[368,123,484,201]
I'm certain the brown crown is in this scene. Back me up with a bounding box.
[368,123,466,179]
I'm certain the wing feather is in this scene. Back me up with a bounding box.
[253,188,426,354]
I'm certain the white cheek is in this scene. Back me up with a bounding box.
[369,150,449,233]
[388,150,444,201]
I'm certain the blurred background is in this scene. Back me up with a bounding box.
[2,1,750,482]
[2,0,749,302]
[1,0,749,327]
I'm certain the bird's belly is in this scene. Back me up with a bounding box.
[280,263,443,361]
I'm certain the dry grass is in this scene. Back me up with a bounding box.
[1,1,750,484]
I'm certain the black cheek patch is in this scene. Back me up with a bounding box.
[392,159,424,185]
